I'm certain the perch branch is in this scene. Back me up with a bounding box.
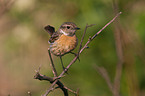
[34,65,68,96]
[80,12,122,53]
[78,24,96,54]
[64,86,77,94]
[42,79,68,96]
[48,48,58,77]
[34,72,68,96]
[42,80,59,96]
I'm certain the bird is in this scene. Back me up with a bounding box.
[44,22,80,70]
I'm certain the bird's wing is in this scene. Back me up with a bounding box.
[44,25,55,36]
[49,31,60,43]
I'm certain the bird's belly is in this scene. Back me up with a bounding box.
[49,35,77,56]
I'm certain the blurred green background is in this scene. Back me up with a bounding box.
[0,0,145,96]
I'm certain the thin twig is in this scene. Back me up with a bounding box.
[78,24,96,54]
[42,79,68,96]
[92,12,122,40]
[46,86,59,93]
[80,12,122,53]
[34,73,68,96]
[58,56,78,78]
[48,48,58,77]
[64,86,77,94]
[42,80,58,96]
[34,71,68,96]
[34,72,54,82]
[77,23,88,55]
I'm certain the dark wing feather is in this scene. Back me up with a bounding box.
[44,25,55,36]
[49,31,60,43]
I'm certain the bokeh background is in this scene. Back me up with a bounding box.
[0,0,145,96]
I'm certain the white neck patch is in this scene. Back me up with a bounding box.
[60,29,69,36]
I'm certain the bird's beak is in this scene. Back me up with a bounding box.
[75,27,80,30]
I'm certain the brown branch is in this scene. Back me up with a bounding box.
[34,64,68,96]
[34,51,68,96]
[42,80,59,96]
[34,72,54,82]
[48,48,58,77]
[78,24,96,55]
[80,12,122,53]
[58,56,78,78]
[42,79,68,96]
[64,86,77,94]
[44,86,59,93]
[34,72,68,96]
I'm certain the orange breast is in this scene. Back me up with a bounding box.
[50,34,78,56]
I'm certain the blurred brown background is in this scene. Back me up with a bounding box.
[0,0,145,96]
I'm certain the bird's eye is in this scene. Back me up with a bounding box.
[67,26,70,29]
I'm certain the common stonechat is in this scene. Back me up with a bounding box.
[44,22,80,70]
